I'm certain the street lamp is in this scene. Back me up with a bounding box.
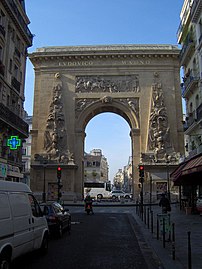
[42,160,47,202]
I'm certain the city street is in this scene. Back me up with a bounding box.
[11,208,159,269]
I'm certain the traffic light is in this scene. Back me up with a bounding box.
[57,166,62,179]
[139,165,144,182]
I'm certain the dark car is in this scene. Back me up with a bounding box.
[40,202,71,237]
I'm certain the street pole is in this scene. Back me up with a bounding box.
[42,161,47,203]
[149,175,152,211]
[167,161,170,201]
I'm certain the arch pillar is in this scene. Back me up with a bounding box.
[74,128,86,199]
[130,128,141,198]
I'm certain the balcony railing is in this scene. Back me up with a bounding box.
[184,103,202,131]
[182,76,199,97]
[191,0,202,23]
[0,103,28,137]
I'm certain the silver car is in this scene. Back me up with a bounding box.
[110,190,132,200]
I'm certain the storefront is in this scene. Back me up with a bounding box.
[171,153,202,213]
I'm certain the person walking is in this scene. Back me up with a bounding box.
[159,193,171,213]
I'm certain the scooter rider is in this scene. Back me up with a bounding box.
[84,193,94,214]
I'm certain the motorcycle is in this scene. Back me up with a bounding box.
[85,201,93,215]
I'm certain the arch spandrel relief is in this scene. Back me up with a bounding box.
[75,75,140,93]
[75,97,140,126]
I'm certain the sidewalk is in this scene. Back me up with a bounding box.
[132,203,202,269]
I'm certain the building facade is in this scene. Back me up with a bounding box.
[22,115,32,186]
[171,0,202,210]
[0,0,33,181]
[84,149,108,183]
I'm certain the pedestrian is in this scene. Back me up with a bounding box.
[159,193,171,213]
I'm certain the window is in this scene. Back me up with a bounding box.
[196,95,199,109]
[0,10,5,27]
[14,64,18,78]
[0,45,3,61]
[9,59,12,73]
[28,194,43,217]
[7,95,10,107]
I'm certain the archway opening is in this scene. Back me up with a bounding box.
[84,112,132,196]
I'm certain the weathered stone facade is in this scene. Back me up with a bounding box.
[29,45,184,200]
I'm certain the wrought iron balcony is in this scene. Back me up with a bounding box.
[191,0,202,23]
[0,103,28,137]
[182,76,199,98]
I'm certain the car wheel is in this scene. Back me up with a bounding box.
[40,233,49,255]
[97,194,103,199]
[0,254,10,269]
[58,224,63,238]
[125,195,130,199]
[112,195,116,200]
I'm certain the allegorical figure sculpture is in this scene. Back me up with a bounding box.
[43,82,74,164]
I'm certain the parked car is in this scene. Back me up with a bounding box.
[109,190,132,200]
[40,202,71,237]
[0,180,49,269]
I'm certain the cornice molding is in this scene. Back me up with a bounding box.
[29,44,180,63]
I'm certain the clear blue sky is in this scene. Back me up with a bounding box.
[24,0,184,181]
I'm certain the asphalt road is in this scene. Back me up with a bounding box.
[12,212,159,269]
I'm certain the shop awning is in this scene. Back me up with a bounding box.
[181,155,202,175]
[171,153,202,185]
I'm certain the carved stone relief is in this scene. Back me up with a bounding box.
[75,97,139,123]
[120,98,140,124]
[75,75,140,93]
[43,80,74,164]
[147,73,172,162]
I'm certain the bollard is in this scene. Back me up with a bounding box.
[157,216,159,240]
[163,217,165,248]
[147,208,150,229]
[188,231,192,269]
[144,206,146,224]
[151,210,153,234]
[172,223,175,260]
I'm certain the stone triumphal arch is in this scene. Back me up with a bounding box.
[29,45,184,200]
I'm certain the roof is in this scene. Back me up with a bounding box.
[0,180,31,192]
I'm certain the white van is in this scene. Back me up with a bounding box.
[0,180,49,268]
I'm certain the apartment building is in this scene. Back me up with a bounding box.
[84,149,109,183]
[0,0,33,181]
[171,0,202,208]
[178,0,202,156]
[22,114,32,185]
